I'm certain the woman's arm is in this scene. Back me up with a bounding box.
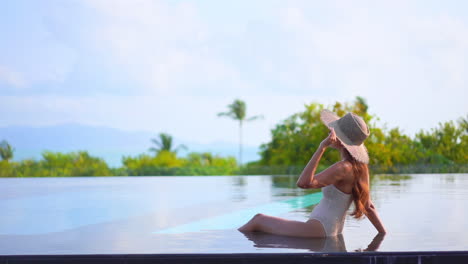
[365,201,387,234]
[296,142,327,189]
[362,167,386,234]
[296,128,350,189]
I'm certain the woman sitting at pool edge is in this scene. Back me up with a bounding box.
[238,109,387,237]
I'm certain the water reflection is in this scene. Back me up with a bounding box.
[2,174,467,254]
[231,176,247,187]
[270,175,322,198]
[271,175,297,189]
[353,233,386,252]
[240,231,385,252]
[230,176,247,202]
[369,174,413,203]
[370,174,412,185]
[270,174,413,190]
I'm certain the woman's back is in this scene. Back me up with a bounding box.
[333,163,356,194]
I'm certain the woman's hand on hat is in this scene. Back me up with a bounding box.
[320,127,338,148]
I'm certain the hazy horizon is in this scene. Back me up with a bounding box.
[0,123,261,167]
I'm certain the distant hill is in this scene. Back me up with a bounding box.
[0,124,260,167]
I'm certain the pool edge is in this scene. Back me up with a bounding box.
[1,251,468,264]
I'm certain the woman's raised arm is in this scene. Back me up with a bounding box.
[296,128,349,189]
[296,142,327,189]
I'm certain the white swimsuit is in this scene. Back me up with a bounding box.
[309,184,353,236]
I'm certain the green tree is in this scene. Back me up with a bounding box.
[259,97,379,167]
[40,151,111,176]
[122,151,237,176]
[0,160,16,177]
[415,118,467,164]
[185,152,237,168]
[149,133,187,155]
[217,99,263,165]
[257,96,467,174]
[123,150,184,174]
[0,140,14,161]
[186,152,214,166]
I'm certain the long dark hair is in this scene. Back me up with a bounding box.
[342,148,370,219]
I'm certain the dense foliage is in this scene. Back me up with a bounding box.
[122,151,237,176]
[0,97,466,177]
[0,151,112,177]
[250,97,467,174]
[0,150,238,177]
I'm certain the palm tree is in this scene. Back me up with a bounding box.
[217,99,263,165]
[0,140,14,161]
[149,133,187,155]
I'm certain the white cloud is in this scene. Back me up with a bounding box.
[0,2,78,89]
[1,0,467,145]
[0,65,26,88]
[275,1,468,135]
[82,0,248,96]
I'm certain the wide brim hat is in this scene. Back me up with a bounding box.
[320,109,370,164]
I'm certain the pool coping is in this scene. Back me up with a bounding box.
[1,251,468,264]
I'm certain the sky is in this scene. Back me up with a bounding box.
[1,0,467,148]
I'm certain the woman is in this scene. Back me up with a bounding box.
[238,109,386,237]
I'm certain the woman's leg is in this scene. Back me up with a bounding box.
[238,213,326,238]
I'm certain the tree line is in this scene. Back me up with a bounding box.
[0,97,466,177]
[250,97,467,174]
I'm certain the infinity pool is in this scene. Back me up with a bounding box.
[0,173,467,254]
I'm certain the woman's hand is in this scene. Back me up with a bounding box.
[320,127,339,147]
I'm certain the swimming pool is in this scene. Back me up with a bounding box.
[0,173,467,254]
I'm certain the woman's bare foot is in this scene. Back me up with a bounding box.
[238,213,263,232]
[238,225,253,232]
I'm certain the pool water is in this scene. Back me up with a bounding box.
[0,173,467,254]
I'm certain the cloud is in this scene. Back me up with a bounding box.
[81,0,249,96]
[274,0,468,134]
[0,1,78,90]
[1,0,467,144]
[0,65,26,88]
